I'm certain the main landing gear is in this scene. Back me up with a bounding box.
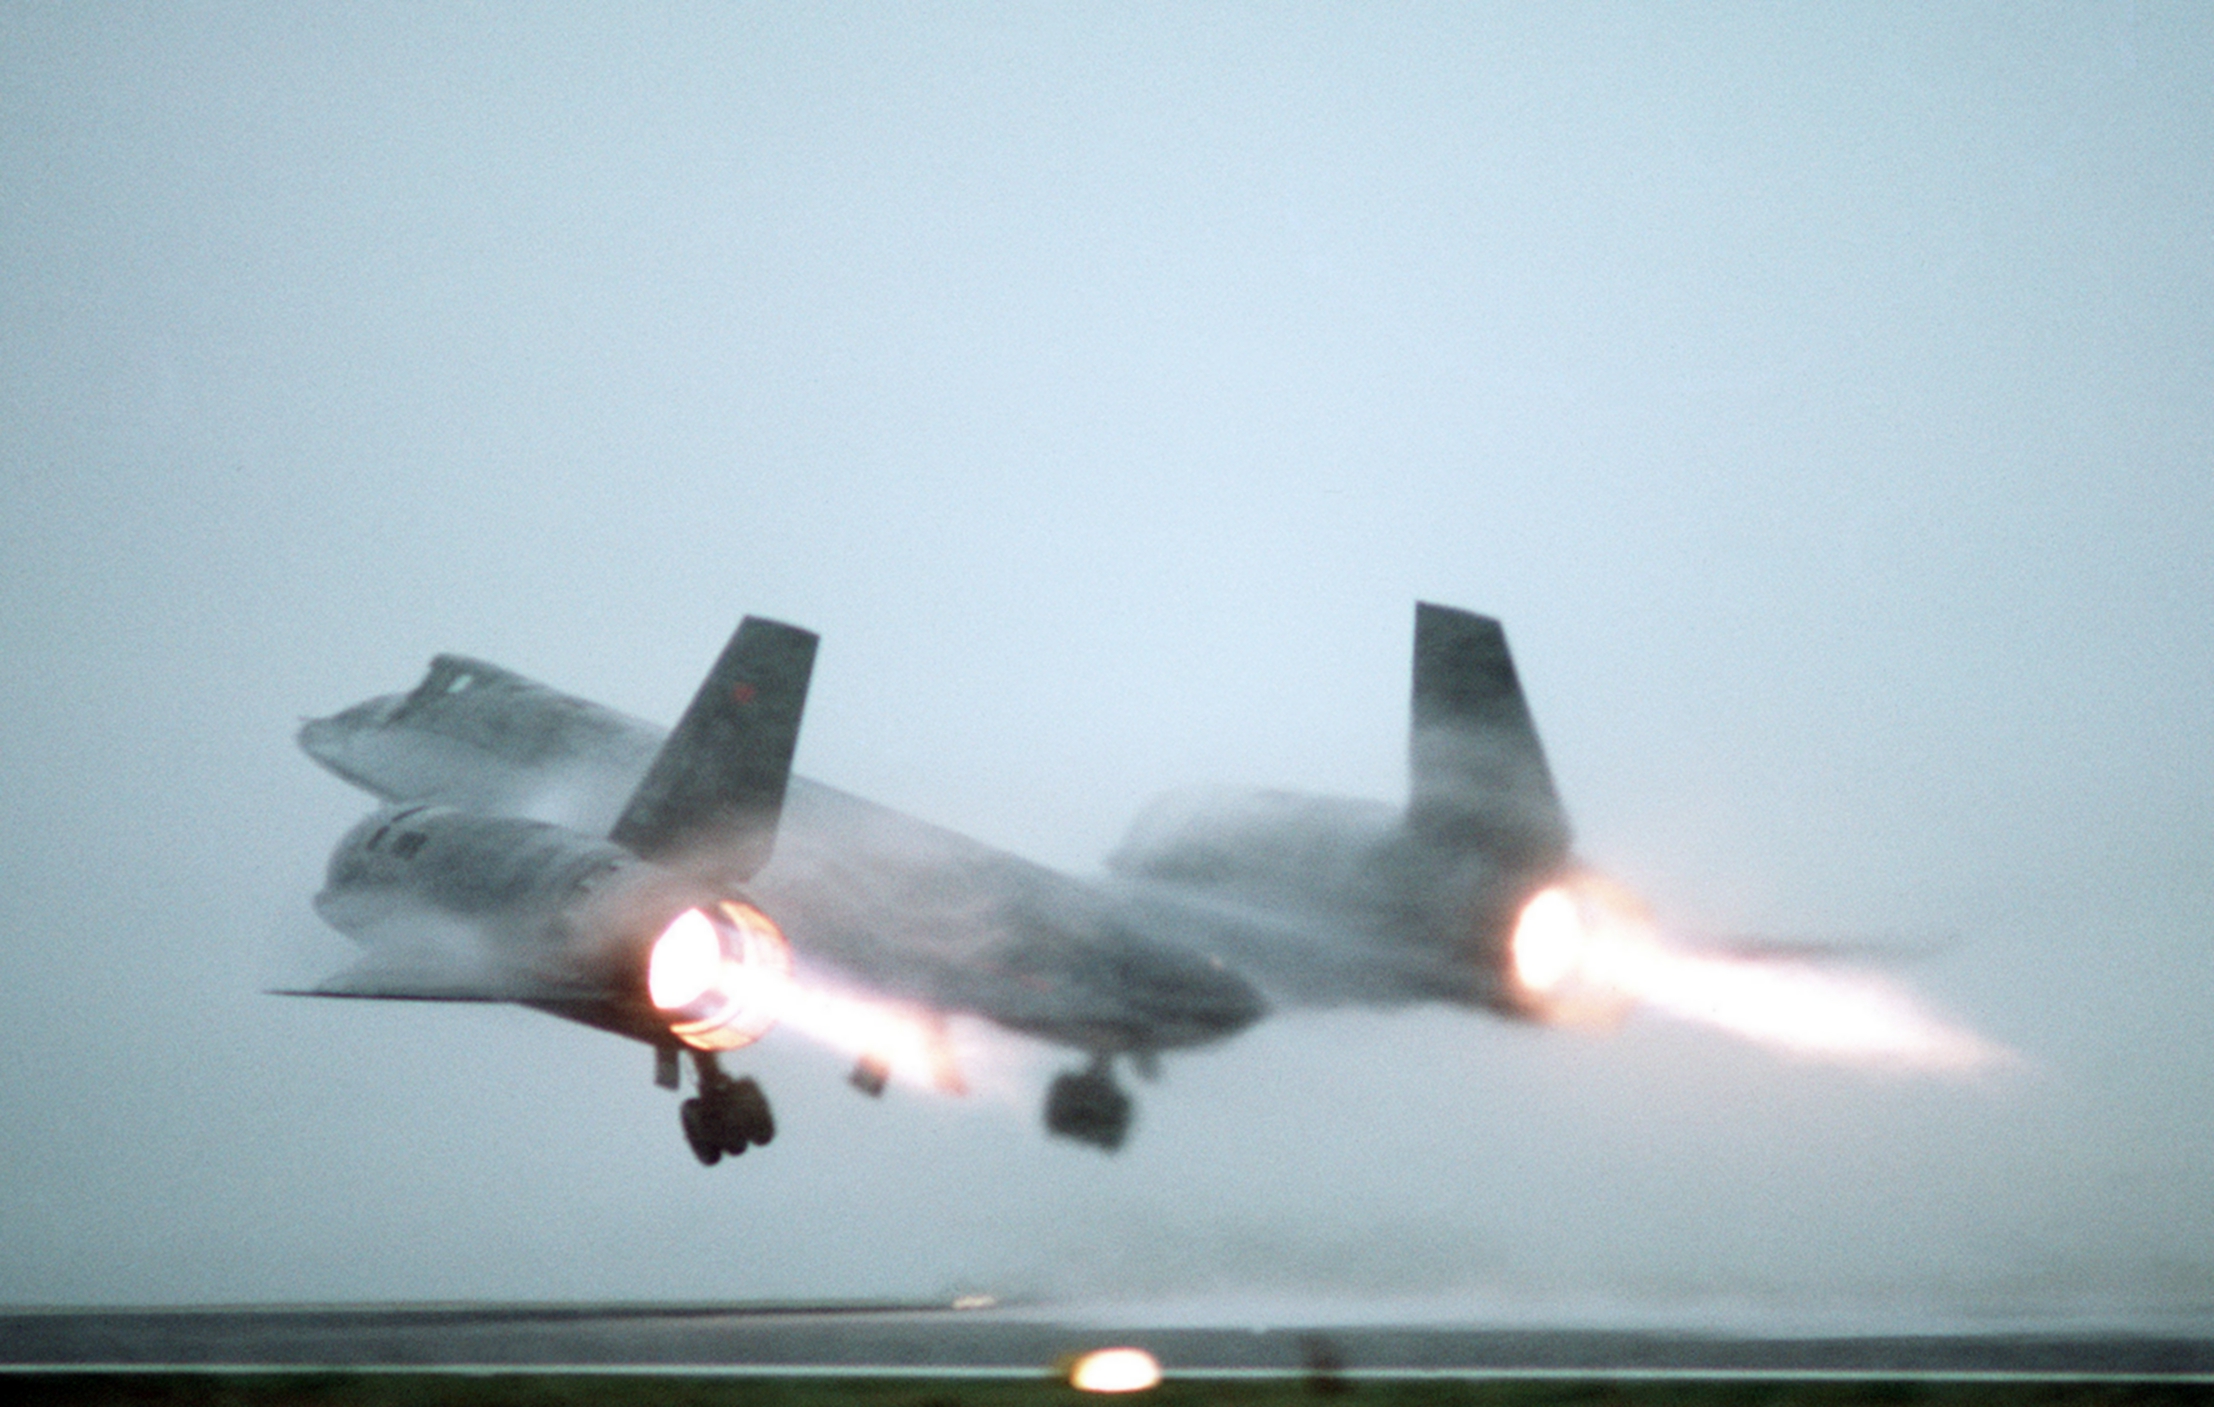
[677,1050,774,1166]
[1044,1053,1133,1152]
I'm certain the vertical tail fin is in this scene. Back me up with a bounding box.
[1407,603,1570,860]
[610,617,818,883]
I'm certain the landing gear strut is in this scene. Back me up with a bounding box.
[1044,1053,1132,1152]
[679,1050,774,1166]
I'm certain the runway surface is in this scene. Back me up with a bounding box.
[4,1301,2210,1380]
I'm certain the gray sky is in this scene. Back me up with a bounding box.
[3,3,2210,1326]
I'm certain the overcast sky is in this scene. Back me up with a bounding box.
[3,4,2210,1328]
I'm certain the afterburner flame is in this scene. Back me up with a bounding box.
[769,981,974,1096]
[1069,1347,1162,1393]
[1508,875,2006,1070]
[646,907,721,1010]
[1506,876,1644,1025]
[1510,885,1585,994]
[649,901,792,1051]
[647,903,992,1095]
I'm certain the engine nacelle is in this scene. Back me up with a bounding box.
[646,900,793,1051]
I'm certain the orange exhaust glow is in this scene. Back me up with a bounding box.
[1069,1347,1162,1393]
[1510,884,1586,994]
[648,902,996,1094]
[649,901,792,1051]
[769,980,974,1096]
[1509,876,2007,1070]
[646,907,722,1010]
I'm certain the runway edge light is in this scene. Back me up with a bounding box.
[1069,1345,1163,1393]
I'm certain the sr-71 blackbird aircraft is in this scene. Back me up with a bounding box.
[293,603,1605,1161]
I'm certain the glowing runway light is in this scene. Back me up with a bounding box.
[1070,1346,1162,1393]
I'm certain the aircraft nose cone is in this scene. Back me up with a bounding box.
[1158,950,1268,1045]
[1203,961,1266,1028]
[297,714,343,761]
[298,695,401,771]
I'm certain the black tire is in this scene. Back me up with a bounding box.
[704,1089,750,1157]
[733,1077,775,1147]
[1044,1069,1131,1151]
[680,1098,722,1166]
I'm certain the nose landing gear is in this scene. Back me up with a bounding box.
[1044,1053,1133,1152]
[678,1050,774,1166]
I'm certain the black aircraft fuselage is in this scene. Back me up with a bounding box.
[295,605,1584,1156]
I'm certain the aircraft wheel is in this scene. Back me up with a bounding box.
[710,1103,749,1157]
[704,1086,754,1157]
[732,1077,775,1147]
[1044,1067,1132,1152]
[680,1098,722,1166]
